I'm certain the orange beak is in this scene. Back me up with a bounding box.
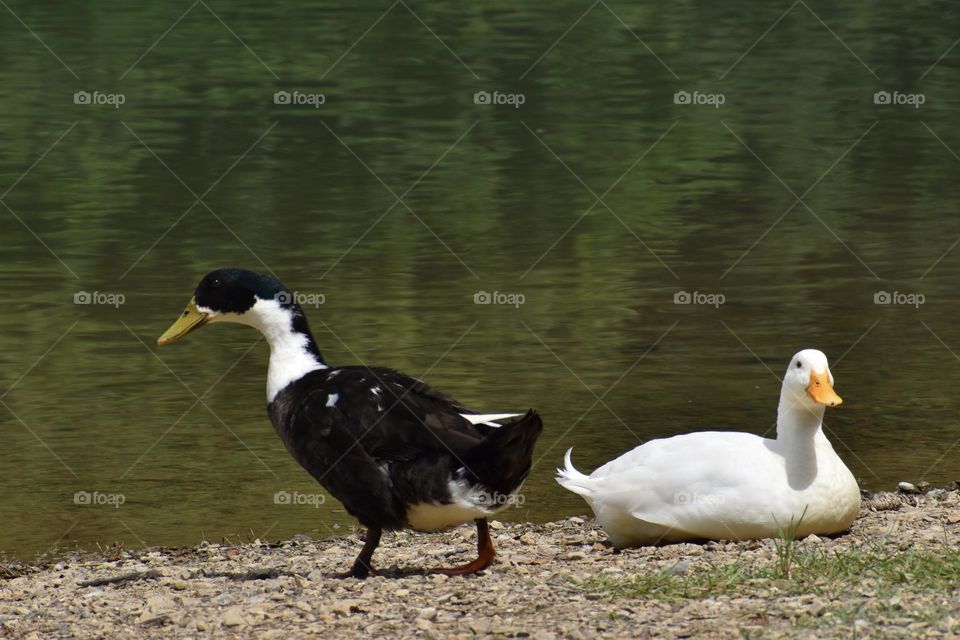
[806,370,842,407]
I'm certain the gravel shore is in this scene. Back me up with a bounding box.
[2,487,959,639]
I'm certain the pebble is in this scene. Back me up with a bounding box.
[221,606,247,628]
[664,560,692,576]
[898,482,919,494]
[144,595,176,612]
[519,533,538,545]
[327,600,361,616]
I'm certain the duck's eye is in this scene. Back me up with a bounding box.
[795,361,802,368]
[212,279,222,287]
[182,310,188,316]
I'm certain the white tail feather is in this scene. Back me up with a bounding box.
[555,447,594,496]
[461,412,521,427]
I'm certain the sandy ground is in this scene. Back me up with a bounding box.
[2,487,959,639]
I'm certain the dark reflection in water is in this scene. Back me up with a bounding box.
[1,1,959,558]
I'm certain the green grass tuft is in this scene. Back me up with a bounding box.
[576,542,960,602]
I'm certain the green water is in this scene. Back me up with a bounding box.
[2,1,959,559]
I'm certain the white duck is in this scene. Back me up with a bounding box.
[556,349,860,547]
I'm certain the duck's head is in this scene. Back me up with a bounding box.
[780,349,842,410]
[157,268,292,345]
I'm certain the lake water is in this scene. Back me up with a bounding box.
[2,1,959,559]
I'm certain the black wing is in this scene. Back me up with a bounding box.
[270,366,497,528]
[322,366,489,461]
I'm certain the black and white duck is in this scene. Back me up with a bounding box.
[157,268,543,578]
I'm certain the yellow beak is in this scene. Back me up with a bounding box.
[806,370,842,407]
[157,297,208,346]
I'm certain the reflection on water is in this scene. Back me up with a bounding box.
[1,1,960,559]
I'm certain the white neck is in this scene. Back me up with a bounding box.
[230,299,327,402]
[776,397,826,439]
[774,390,828,489]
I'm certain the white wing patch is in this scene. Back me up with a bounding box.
[461,413,521,427]
[326,393,339,408]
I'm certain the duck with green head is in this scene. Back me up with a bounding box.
[158,268,543,577]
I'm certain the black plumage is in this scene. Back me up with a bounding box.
[269,367,541,533]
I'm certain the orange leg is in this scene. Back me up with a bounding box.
[433,519,495,576]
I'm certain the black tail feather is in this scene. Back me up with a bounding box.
[464,410,543,495]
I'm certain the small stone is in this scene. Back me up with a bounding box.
[664,560,691,576]
[519,533,537,545]
[418,607,437,621]
[898,482,919,494]
[144,595,177,612]
[416,618,434,631]
[489,520,505,530]
[221,606,247,628]
[805,534,823,544]
[568,517,585,525]
[328,600,361,616]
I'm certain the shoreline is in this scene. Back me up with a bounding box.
[2,487,959,639]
